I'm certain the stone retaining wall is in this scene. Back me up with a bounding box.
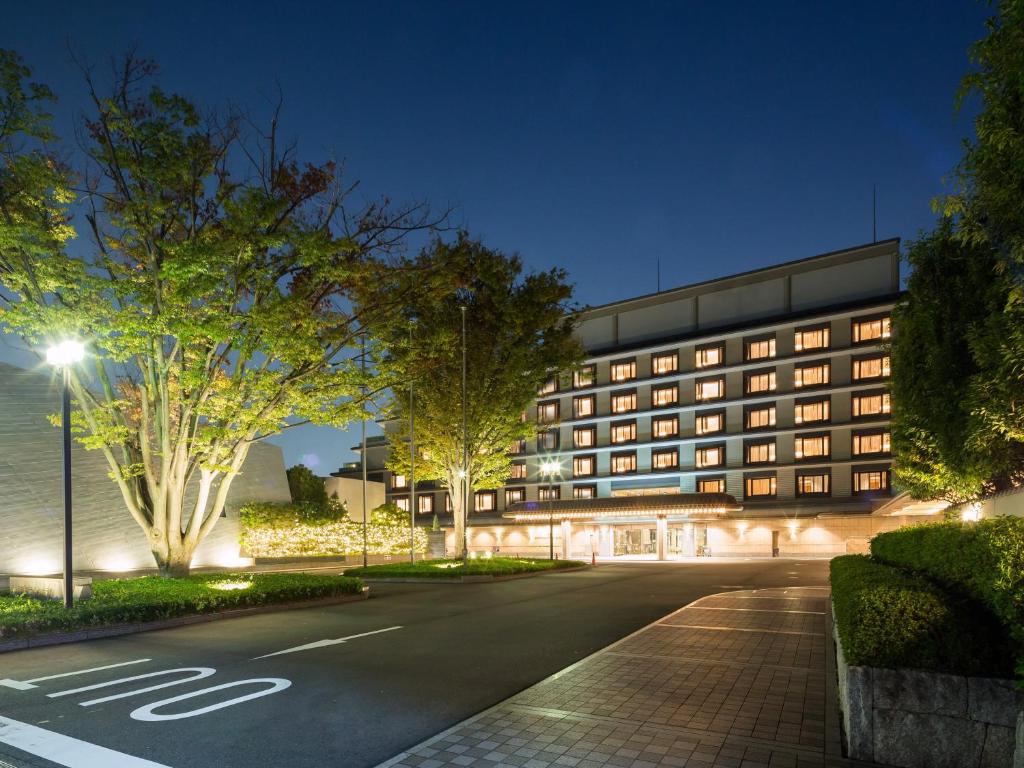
[833,603,1023,768]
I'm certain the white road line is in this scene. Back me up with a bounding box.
[253,625,403,659]
[0,659,151,691]
[48,668,216,705]
[0,715,172,767]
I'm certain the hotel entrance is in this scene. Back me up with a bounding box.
[612,526,657,556]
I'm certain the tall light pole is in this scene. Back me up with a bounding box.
[360,334,368,568]
[46,340,85,609]
[408,321,416,564]
[460,305,468,563]
[541,459,560,560]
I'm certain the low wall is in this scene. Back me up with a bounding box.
[833,603,1023,768]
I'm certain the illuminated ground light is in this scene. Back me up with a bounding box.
[433,562,462,569]
[483,551,493,559]
[209,580,252,591]
[101,555,137,572]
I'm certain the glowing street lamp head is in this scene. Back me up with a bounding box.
[541,460,560,476]
[45,340,85,367]
[457,469,467,479]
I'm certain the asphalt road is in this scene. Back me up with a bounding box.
[0,559,830,768]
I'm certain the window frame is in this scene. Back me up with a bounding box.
[651,447,679,471]
[651,415,680,440]
[504,487,525,506]
[852,429,892,456]
[573,364,596,389]
[573,484,597,499]
[794,323,831,354]
[796,471,831,497]
[417,494,434,514]
[572,425,597,449]
[610,388,638,414]
[695,342,726,369]
[695,408,726,436]
[744,334,777,362]
[610,450,638,475]
[794,431,831,461]
[794,359,831,389]
[572,454,596,478]
[695,376,726,402]
[695,443,726,469]
[539,429,559,451]
[610,419,638,445]
[474,490,497,512]
[651,383,679,408]
[538,485,561,501]
[509,461,527,480]
[744,472,778,499]
[609,357,637,383]
[852,466,891,495]
[744,367,777,395]
[793,396,831,425]
[744,438,777,466]
[572,394,596,419]
[697,476,726,494]
[852,354,892,381]
[651,351,679,376]
[744,403,777,431]
[851,313,892,345]
[537,399,560,424]
[851,389,891,419]
[537,375,560,396]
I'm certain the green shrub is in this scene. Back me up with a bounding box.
[240,500,347,528]
[0,572,364,640]
[343,557,585,579]
[830,555,1013,677]
[286,464,329,507]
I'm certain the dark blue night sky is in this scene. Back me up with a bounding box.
[1,0,989,471]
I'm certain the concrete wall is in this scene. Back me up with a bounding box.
[324,476,386,522]
[0,364,291,575]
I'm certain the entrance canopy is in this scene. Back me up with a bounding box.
[504,492,742,522]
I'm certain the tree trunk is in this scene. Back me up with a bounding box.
[156,554,193,579]
[449,471,469,560]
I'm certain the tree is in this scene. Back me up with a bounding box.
[363,233,583,558]
[0,53,437,576]
[286,464,328,508]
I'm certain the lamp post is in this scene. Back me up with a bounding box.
[45,340,85,609]
[360,334,368,568]
[460,305,468,563]
[408,321,416,564]
[540,459,560,560]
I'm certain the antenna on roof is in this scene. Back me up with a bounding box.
[872,185,877,243]
[656,258,661,292]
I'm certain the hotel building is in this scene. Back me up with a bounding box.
[361,238,928,559]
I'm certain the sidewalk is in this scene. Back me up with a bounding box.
[378,586,868,768]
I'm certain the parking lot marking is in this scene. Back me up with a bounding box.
[253,625,402,659]
[49,668,216,706]
[0,659,151,691]
[0,714,172,767]
[130,678,292,721]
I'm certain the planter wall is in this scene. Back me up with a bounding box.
[833,603,1023,768]
[426,531,446,558]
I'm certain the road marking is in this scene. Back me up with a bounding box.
[48,668,216,706]
[0,659,151,691]
[130,678,292,721]
[0,714,172,767]
[253,625,403,659]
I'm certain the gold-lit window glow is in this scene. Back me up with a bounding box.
[853,470,889,492]
[538,376,559,395]
[853,356,891,380]
[652,352,679,375]
[652,416,679,439]
[573,455,595,477]
[574,365,596,388]
[396,497,410,512]
[611,453,637,474]
[539,486,561,501]
[696,378,725,400]
[652,449,679,470]
[695,344,724,368]
[745,475,777,497]
[510,462,527,479]
[539,430,559,450]
[853,392,891,417]
[509,439,526,455]
[852,316,891,343]
[697,477,725,493]
[794,399,830,424]
[418,495,434,513]
[696,446,724,468]
[745,441,776,464]
[573,485,596,499]
[611,391,637,413]
[610,421,637,444]
[573,395,595,418]
[392,474,408,489]
[746,371,776,394]
[610,360,636,382]
[794,326,830,352]
[795,434,830,459]
[652,385,678,407]
[505,488,524,505]
[696,411,725,435]
[573,427,596,448]
[745,406,776,429]
[474,491,496,512]
[537,401,559,423]
[746,337,776,361]
[853,432,891,455]
[797,473,830,495]
[794,363,830,388]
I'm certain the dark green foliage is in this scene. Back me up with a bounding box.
[830,555,1013,677]
[343,557,585,579]
[0,572,364,639]
[240,501,347,527]
[286,465,329,508]
[370,502,407,527]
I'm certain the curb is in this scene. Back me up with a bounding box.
[354,564,591,584]
[0,589,370,654]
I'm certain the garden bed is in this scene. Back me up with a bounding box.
[343,557,587,581]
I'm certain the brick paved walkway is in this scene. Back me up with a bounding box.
[377,587,870,768]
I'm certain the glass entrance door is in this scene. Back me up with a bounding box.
[667,524,695,557]
[613,526,657,556]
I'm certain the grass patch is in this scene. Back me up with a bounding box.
[0,572,365,640]
[343,557,586,579]
[830,555,1013,678]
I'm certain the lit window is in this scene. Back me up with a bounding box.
[652,448,679,470]
[745,475,777,497]
[573,427,596,448]
[745,370,776,394]
[795,326,830,352]
[510,462,527,480]
[610,359,637,382]
[573,455,595,477]
[853,431,891,455]
[392,473,408,489]
[696,445,725,468]
[539,430,559,450]
[794,399,830,424]
[611,390,637,413]
[505,488,525,506]
[652,384,679,407]
[696,411,725,435]
[696,344,725,368]
[395,497,410,512]
[652,352,679,375]
[852,316,891,344]
[745,441,776,464]
[746,337,776,361]
[794,434,830,460]
[573,395,595,418]
[795,362,830,388]
[573,485,596,499]
[696,377,725,401]
[474,491,496,512]
[509,439,526,455]
[537,401,559,423]
[574,364,596,388]
[852,392,891,418]
[611,452,636,474]
[652,416,679,439]
[418,495,434,514]
[745,405,776,430]
[698,477,725,493]
[539,486,561,501]
[797,473,830,496]
[538,376,559,395]
[445,494,453,512]
[853,469,889,493]
[853,356,891,380]
[610,421,637,444]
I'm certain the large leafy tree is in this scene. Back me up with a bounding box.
[364,233,583,558]
[0,53,436,575]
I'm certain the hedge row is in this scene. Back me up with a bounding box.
[870,517,1024,653]
[343,557,586,579]
[830,555,1013,677]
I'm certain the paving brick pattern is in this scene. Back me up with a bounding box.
[378,586,870,768]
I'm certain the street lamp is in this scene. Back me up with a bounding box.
[540,459,560,560]
[45,339,85,609]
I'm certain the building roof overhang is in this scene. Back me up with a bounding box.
[504,493,742,522]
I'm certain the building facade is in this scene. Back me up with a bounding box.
[367,239,925,558]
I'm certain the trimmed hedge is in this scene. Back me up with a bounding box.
[0,572,365,640]
[830,555,1013,677]
[343,557,586,579]
[870,518,1024,655]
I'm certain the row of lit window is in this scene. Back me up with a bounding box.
[537,358,890,423]
[538,316,891,395]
